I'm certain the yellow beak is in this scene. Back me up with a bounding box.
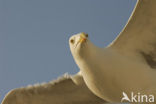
[79,33,87,43]
[75,33,87,48]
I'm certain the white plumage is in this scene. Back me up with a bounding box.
[69,0,156,102]
[2,0,156,103]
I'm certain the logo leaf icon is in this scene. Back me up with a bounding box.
[121,92,131,102]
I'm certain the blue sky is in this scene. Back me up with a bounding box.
[0,0,136,102]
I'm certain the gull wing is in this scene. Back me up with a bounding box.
[109,0,156,68]
[2,73,106,104]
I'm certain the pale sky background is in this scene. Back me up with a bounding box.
[0,0,137,102]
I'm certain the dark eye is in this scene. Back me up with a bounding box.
[85,34,88,38]
[70,39,74,44]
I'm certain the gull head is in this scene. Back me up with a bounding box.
[69,32,89,58]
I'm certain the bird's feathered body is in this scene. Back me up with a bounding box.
[73,43,156,102]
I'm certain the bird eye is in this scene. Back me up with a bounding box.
[70,39,74,44]
[85,34,88,38]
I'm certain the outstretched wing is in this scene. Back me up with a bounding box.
[2,73,106,104]
[110,0,156,68]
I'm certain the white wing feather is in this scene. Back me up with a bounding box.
[2,73,106,104]
[110,0,156,68]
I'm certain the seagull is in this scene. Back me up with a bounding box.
[2,0,156,103]
[69,0,156,103]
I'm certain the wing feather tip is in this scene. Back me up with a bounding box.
[2,88,19,104]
